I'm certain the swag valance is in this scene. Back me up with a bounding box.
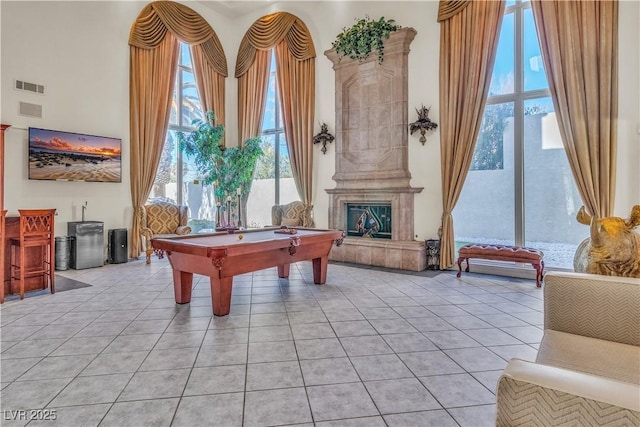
[437,0,472,22]
[129,1,227,77]
[235,11,316,78]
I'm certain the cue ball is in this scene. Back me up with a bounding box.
[238,234,244,240]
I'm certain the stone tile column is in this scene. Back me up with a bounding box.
[325,28,426,271]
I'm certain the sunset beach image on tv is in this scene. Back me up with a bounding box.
[28,127,122,183]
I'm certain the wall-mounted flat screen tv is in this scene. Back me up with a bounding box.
[28,127,121,183]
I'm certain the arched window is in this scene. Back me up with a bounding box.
[453,0,587,269]
[247,52,298,227]
[129,1,227,255]
[235,12,316,227]
[149,42,218,232]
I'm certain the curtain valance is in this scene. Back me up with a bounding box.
[235,12,315,78]
[438,0,472,22]
[129,1,227,77]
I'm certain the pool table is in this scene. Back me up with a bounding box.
[151,228,345,316]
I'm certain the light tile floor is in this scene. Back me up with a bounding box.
[0,259,544,426]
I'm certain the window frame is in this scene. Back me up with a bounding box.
[155,42,202,206]
[487,0,552,247]
[260,53,288,206]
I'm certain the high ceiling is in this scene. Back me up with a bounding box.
[197,1,274,18]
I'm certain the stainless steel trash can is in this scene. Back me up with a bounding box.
[55,236,72,270]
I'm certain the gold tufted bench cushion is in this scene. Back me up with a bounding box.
[457,244,545,287]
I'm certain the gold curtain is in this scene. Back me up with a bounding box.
[237,49,271,144]
[191,45,226,141]
[235,11,316,224]
[274,40,316,226]
[531,0,618,218]
[237,50,270,226]
[438,0,505,269]
[129,33,180,258]
[129,1,227,257]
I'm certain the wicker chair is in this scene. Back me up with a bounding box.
[140,200,191,264]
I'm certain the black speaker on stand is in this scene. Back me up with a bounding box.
[108,228,128,264]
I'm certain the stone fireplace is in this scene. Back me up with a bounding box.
[325,28,426,271]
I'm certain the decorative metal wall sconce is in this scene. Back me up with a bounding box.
[409,105,438,145]
[313,123,335,154]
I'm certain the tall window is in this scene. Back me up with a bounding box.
[453,0,587,269]
[149,42,216,232]
[246,52,299,227]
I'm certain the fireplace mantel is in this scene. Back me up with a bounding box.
[325,28,421,192]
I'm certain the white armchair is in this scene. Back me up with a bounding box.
[496,271,640,426]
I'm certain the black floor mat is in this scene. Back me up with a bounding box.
[54,275,93,292]
[3,274,92,301]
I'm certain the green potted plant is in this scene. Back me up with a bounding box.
[177,111,263,227]
[332,16,400,64]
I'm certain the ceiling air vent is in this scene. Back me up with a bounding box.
[15,79,45,94]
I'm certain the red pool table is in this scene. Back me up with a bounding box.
[151,228,345,316]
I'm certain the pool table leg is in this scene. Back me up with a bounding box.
[173,270,193,304]
[210,277,233,316]
[277,264,290,279]
[312,256,328,284]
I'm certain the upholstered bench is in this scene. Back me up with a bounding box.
[456,244,544,287]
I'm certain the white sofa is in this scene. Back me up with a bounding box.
[496,271,640,426]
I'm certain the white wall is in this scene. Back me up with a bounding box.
[1,1,140,236]
[0,0,232,239]
[615,0,640,218]
[1,1,638,249]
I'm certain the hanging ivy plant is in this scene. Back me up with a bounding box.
[332,16,400,64]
